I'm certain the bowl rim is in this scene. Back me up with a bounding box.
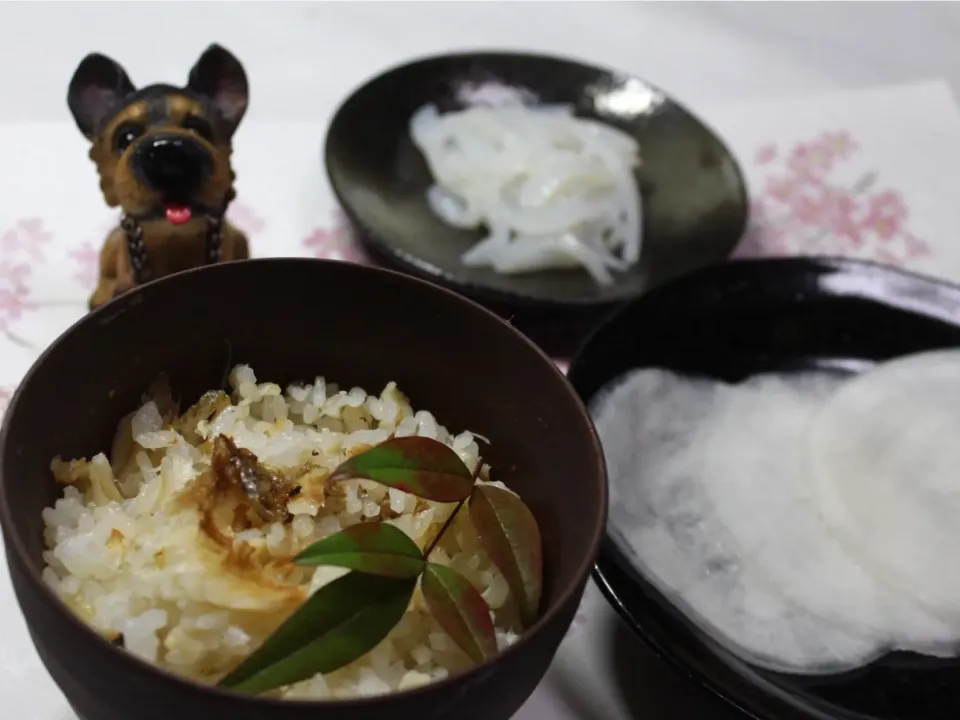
[322,47,750,312]
[569,255,960,720]
[0,257,609,708]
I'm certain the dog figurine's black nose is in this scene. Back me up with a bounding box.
[131,134,212,196]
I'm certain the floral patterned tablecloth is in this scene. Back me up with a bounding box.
[738,132,927,265]
[3,79,960,720]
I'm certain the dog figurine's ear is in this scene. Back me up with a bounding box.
[186,44,249,138]
[67,53,136,139]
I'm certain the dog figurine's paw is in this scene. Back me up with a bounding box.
[111,279,135,300]
[68,44,251,311]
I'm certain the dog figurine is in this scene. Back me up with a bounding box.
[67,44,251,310]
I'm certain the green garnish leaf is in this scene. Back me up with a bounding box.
[219,572,415,695]
[329,436,474,502]
[294,522,425,578]
[468,484,543,628]
[421,563,498,665]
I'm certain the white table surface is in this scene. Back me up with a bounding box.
[2,2,960,719]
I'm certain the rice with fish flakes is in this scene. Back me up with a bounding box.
[40,365,521,699]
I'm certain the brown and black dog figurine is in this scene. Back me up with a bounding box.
[68,44,251,310]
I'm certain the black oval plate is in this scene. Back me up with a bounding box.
[324,50,748,313]
[567,257,960,720]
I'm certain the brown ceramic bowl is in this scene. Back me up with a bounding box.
[0,258,606,720]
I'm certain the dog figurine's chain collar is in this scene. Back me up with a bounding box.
[120,190,233,285]
[205,214,223,265]
[120,215,151,284]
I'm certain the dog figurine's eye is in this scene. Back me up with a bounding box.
[182,115,214,142]
[113,122,145,153]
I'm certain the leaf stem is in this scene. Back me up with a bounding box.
[424,456,483,559]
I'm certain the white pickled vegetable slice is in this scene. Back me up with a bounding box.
[410,100,643,286]
[805,348,960,624]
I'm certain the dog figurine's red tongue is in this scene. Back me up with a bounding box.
[165,204,193,225]
[67,43,252,310]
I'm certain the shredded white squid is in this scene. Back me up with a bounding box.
[410,102,643,287]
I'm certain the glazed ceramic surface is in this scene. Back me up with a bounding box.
[325,51,747,313]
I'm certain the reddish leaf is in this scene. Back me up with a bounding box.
[421,563,498,665]
[294,523,425,578]
[329,436,474,502]
[469,484,543,628]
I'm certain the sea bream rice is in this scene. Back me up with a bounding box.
[40,365,522,700]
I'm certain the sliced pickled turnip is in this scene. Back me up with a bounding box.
[591,369,882,674]
[700,374,955,649]
[590,365,960,676]
[805,348,960,625]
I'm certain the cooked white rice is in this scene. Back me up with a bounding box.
[40,365,521,700]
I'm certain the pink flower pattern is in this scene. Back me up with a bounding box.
[228,201,267,237]
[1,218,51,263]
[0,219,50,335]
[302,211,371,264]
[0,263,35,331]
[735,130,927,267]
[68,240,100,290]
[66,215,121,293]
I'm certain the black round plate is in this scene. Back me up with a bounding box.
[567,257,960,720]
[324,50,748,313]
